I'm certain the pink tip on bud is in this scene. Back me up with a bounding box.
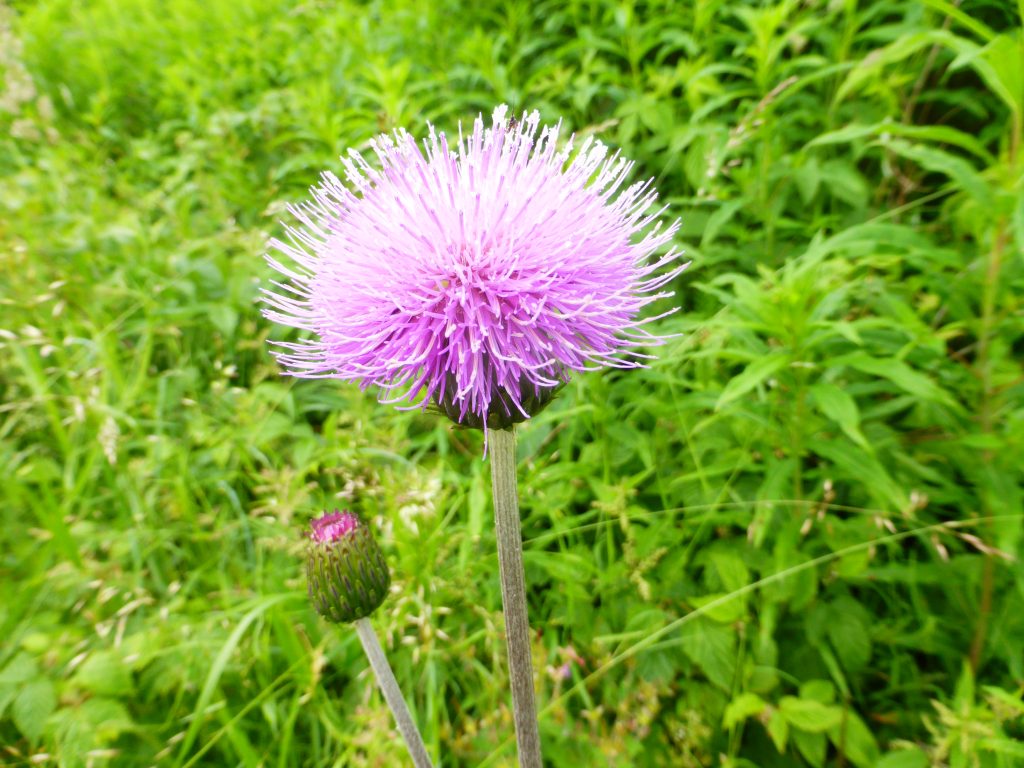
[309,509,360,543]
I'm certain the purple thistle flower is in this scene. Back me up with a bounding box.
[263,105,687,428]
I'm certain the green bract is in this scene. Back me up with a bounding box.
[432,371,565,430]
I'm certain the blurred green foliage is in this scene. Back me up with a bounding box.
[1,0,1023,766]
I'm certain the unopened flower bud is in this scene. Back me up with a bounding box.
[306,510,390,624]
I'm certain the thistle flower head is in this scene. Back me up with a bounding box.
[264,105,686,428]
[306,510,390,624]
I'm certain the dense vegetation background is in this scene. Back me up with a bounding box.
[2,0,1023,765]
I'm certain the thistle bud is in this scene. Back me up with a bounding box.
[306,510,391,624]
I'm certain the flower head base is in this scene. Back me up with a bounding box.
[432,369,565,430]
[264,105,686,428]
[306,510,390,624]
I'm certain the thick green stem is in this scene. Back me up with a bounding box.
[354,618,434,768]
[487,426,543,768]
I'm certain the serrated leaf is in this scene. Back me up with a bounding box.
[679,618,737,691]
[709,549,751,593]
[13,678,56,743]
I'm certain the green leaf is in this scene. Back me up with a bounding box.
[679,618,737,692]
[0,653,39,685]
[809,438,908,510]
[799,680,836,704]
[793,155,821,204]
[953,662,975,709]
[793,727,828,766]
[13,678,56,743]
[723,692,766,730]
[835,29,978,104]
[72,650,133,697]
[827,601,873,675]
[175,594,293,762]
[808,122,993,163]
[691,592,746,623]
[978,738,1024,758]
[716,352,789,410]
[709,549,751,594]
[806,123,880,148]
[951,30,1024,119]
[810,383,867,448]
[828,710,879,768]
[0,686,16,720]
[875,748,930,768]
[982,685,1024,715]
[81,698,134,741]
[779,696,843,732]
[834,352,954,407]
[702,198,746,248]
[919,0,995,42]
[1013,184,1024,263]
[523,551,596,585]
[767,709,789,753]
[883,139,991,207]
[820,159,869,208]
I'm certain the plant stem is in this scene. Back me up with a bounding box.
[354,617,434,768]
[968,218,1009,671]
[487,426,543,768]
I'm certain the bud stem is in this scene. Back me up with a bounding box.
[488,426,543,768]
[354,617,434,768]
